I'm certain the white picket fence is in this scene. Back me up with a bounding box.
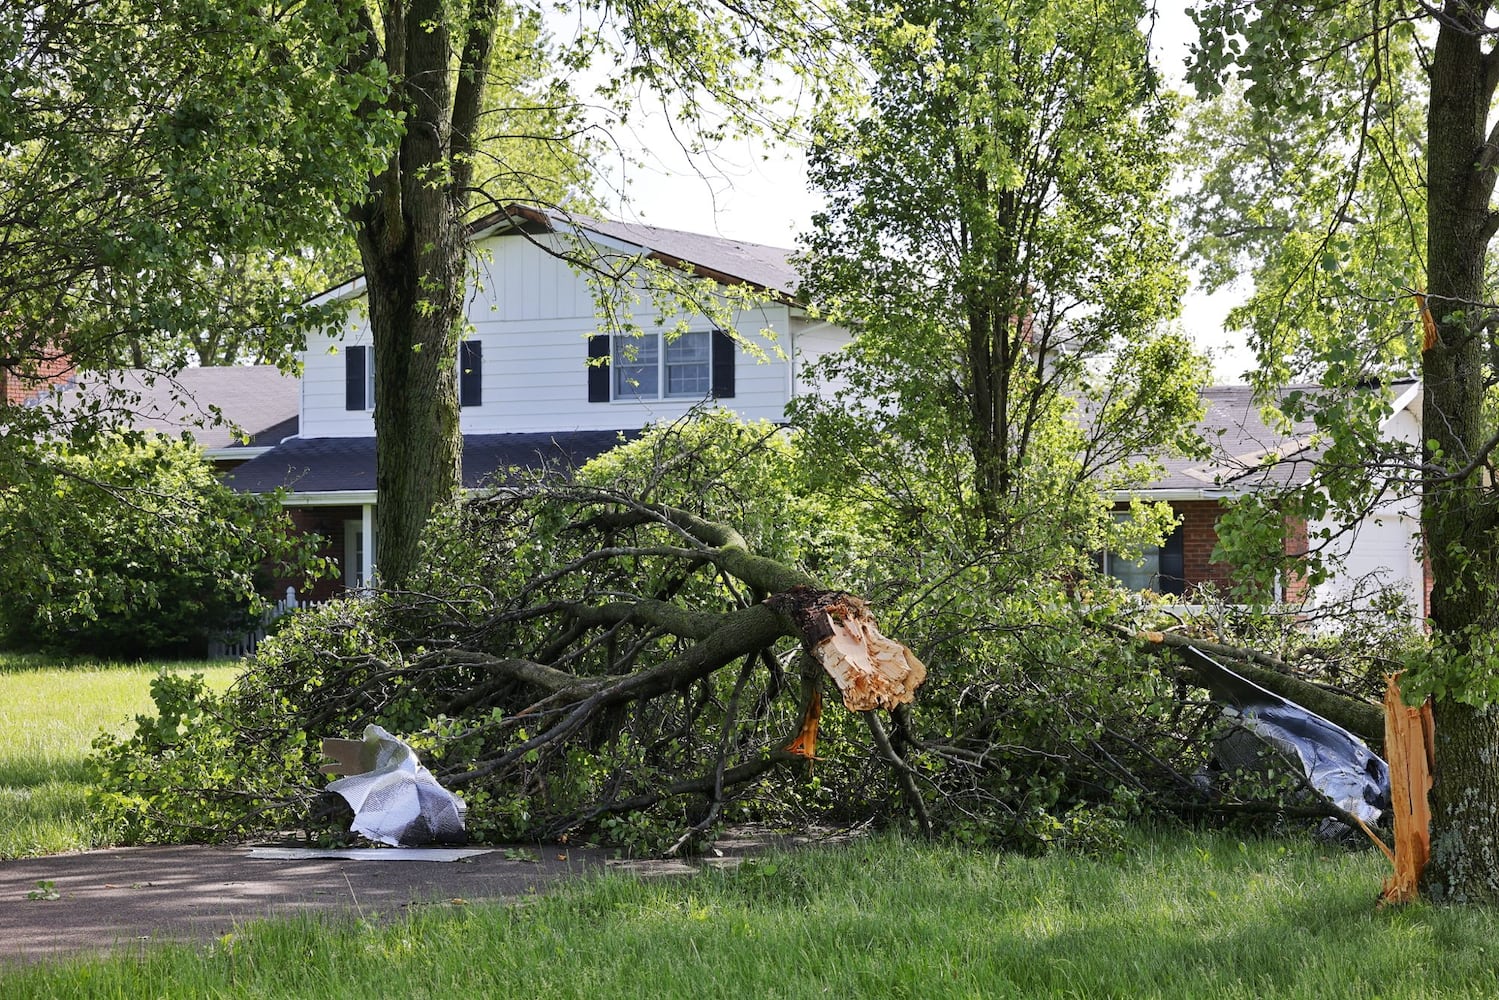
[208,586,329,660]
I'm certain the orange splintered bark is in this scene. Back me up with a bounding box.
[1416,292,1440,353]
[784,686,824,760]
[1378,673,1434,905]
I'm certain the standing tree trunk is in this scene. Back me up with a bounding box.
[348,1,499,587]
[358,227,465,588]
[1420,4,1499,903]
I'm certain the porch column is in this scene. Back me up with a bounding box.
[362,503,376,586]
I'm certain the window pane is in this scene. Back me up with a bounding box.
[1103,511,1164,593]
[1109,549,1161,592]
[613,334,658,398]
[665,332,709,397]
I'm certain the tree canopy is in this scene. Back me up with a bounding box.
[0,0,399,377]
[795,0,1206,561]
[1186,0,1499,902]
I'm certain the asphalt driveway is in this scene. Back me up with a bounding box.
[0,835,773,965]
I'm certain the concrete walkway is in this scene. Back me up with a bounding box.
[0,834,775,965]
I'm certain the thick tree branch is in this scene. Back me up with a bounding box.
[1118,625,1385,745]
[451,0,501,200]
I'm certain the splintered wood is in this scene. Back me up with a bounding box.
[768,587,927,712]
[1378,672,1434,905]
[815,605,927,711]
[784,686,823,760]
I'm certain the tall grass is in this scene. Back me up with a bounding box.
[6,831,1499,997]
[0,655,241,858]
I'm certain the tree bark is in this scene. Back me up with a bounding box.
[346,0,496,588]
[1421,4,1499,903]
[360,228,464,590]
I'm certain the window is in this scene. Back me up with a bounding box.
[459,340,482,407]
[614,331,710,399]
[1098,515,1185,596]
[614,332,664,398]
[588,330,735,402]
[344,345,374,411]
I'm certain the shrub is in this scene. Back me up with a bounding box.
[0,435,327,657]
[88,599,385,844]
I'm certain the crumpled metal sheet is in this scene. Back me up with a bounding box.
[1183,646,1390,825]
[321,724,468,847]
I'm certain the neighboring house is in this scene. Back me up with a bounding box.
[1099,380,1427,621]
[226,206,850,596]
[44,366,299,473]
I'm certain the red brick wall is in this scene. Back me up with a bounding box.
[1281,515,1310,604]
[1173,499,1235,596]
[1168,498,1308,602]
[2,352,74,404]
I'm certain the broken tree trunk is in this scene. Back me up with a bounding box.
[1121,626,1385,747]
[768,587,928,711]
[1379,673,1435,905]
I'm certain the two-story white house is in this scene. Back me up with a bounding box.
[226,205,849,595]
[217,203,1426,620]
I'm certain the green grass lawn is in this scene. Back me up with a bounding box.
[0,654,241,858]
[6,653,1499,997]
[5,830,1499,998]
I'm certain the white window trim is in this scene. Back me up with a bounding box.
[611,330,711,402]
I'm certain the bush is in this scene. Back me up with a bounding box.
[88,599,385,844]
[0,435,327,657]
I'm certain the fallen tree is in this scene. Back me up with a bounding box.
[91,417,1403,853]
[1117,625,1386,749]
[385,486,932,843]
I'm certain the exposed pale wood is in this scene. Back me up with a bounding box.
[318,737,368,776]
[815,609,927,711]
[768,588,927,711]
[1381,673,1435,905]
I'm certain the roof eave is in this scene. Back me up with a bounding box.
[274,490,380,506]
[487,204,799,304]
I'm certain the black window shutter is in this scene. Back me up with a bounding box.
[711,329,735,399]
[460,340,482,407]
[587,334,611,402]
[1158,524,1186,596]
[345,346,366,411]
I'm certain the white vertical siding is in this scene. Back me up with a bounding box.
[300,230,849,437]
[1308,401,1426,622]
[301,305,375,438]
[789,315,851,402]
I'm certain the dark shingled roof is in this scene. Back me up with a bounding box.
[44,366,299,450]
[1145,381,1418,492]
[480,205,799,297]
[226,431,639,495]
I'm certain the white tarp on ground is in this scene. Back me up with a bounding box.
[320,725,468,847]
